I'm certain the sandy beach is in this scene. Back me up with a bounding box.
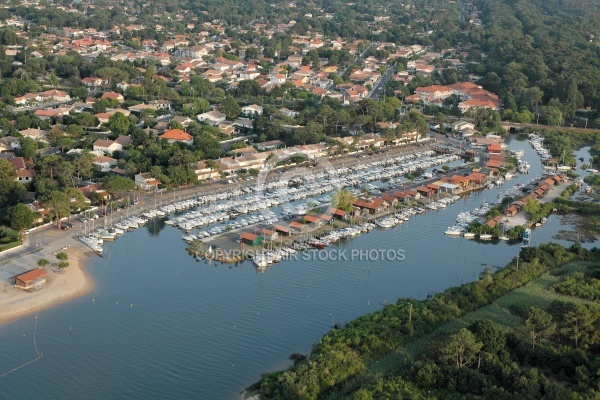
[0,244,94,325]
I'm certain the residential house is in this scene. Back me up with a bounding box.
[135,173,161,190]
[270,73,287,85]
[159,129,194,145]
[148,100,172,111]
[256,140,284,151]
[93,155,117,172]
[197,110,227,126]
[232,118,253,129]
[241,104,263,116]
[171,116,193,128]
[191,161,219,181]
[218,123,236,136]
[81,77,106,88]
[0,136,21,152]
[230,147,257,157]
[34,108,69,120]
[101,92,124,102]
[14,93,42,107]
[77,182,108,202]
[128,103,156,114]
[115,135,132,147]
[39,90,70,102]
[9,156,36,183]
[19,128,46,142]
[93,139,122,155]
[381,194,398,208]
[279,108,299,118]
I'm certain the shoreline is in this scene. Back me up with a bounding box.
[0,243,95,326]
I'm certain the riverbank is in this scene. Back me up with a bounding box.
[247,243,600,399]
[0,243,94,325]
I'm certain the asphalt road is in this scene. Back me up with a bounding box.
[368,63,396,100]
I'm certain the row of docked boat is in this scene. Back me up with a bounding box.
[443,226,502,240]
[167,151,460,243]
[77,198,203,252]
[529,133,550,161]
[252,247,299,268]
[425,195,461,211]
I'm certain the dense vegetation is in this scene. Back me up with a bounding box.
[250,244,600,399]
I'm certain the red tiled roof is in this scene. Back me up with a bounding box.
[159,129,193,141]
[486,159,503,168]
[304,215,321,223]
[488,143,503,152]
[330,208,347,216]
[15,268,47,284]
[290,221,306,230]
[241,232,258,241]
[393,191,410,199]
[274,225,291,233]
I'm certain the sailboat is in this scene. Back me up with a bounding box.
[521,228,531,248]
[498,224,510,241]
[253,253,268,268]
[557,149,571,171]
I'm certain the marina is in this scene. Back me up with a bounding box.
[0,136,597,400]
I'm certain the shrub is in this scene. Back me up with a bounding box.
[37,258,50,267]
[55,251,68,260]
[57,261,69,268]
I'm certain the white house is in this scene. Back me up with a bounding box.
[148,100,172,110]
[233,118,253,129]
[197,110,227,126]
[93,155,117,172]
[452,121,476,133]
[40,89,70,102]
[270,73,287,85]
[93,139,123,155]
[241,104,263,116]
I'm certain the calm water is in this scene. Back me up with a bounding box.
[0,137,594,399]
